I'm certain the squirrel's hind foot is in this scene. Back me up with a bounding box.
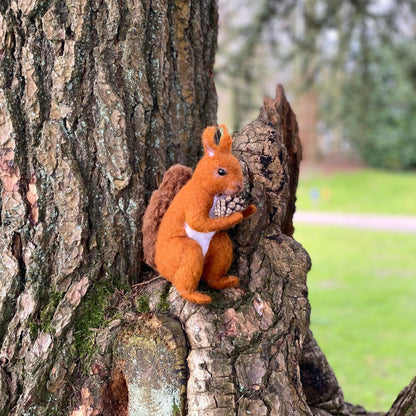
[181,290,212,304]
[205,275,239,290]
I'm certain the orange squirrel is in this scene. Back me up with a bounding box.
[154,125,256,304]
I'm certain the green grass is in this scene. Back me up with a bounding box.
[297,168,416,214]
[294,166,416,412]
[294,225,416,412]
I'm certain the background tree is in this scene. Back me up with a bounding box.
[339,40,416,169]
[216,0,416,168]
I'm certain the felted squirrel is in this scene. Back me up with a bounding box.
[143,125,256,304]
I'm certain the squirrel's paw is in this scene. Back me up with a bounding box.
[206,275,239,290]
[181,290,212,304]
[242,204,257,218]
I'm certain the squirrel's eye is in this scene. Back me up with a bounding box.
[217,168,227,176]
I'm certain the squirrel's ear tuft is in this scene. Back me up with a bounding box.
[202,126,218,157]
[218,124,232,153]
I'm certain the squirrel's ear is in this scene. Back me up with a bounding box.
[202,126,218,157]
[218,124,232,153]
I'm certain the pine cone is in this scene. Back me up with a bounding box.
[214,195,246,217]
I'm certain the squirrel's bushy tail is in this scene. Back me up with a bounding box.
[142,164,193,268]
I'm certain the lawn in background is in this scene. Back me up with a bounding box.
[294,168,416,412]
[296,168,416,215]
[295,225,416,411]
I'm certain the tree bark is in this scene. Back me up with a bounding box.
[0,1,217,414]
[0,2,415,416]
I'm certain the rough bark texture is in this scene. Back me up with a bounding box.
[0,1,415,416]
[0,0,217,414]
[111,314,188,416]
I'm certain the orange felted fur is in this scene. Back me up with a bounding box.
[142,164,193,269]
[154,125,256,304]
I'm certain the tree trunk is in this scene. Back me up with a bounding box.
[0,0,217,414]
[0,2,415,416]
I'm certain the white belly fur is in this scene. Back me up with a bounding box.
[184,196,220,257]
[184,223,215,257]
